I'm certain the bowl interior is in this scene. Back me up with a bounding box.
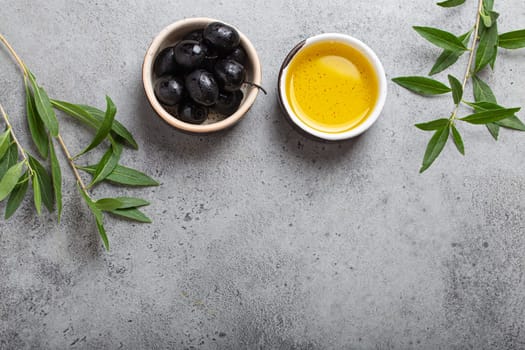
[143,18,262,133]
[278,33,387,141]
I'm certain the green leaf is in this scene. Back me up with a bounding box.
[465,101,501,111]
[483,0,494,11]
[495,116,525,131]
[27,71,59,137]
[0,129,11,160]
[27,155,54,212]
[24,80,49,159]
[415,118,450,131]
[109,207,152,223]
[486,123,500,140]
[76,96,117,157]
[451,124,465,155]
[413,26,468,51]
[95,197,150,211]
[480,8,493,28]
[460,108,521,124]
[472,75,497,103]
[50,99,138,149]
[0,143,18,179]
[32,173,42,215]
[429,30,472,75]
[79,164,159,187]
[498,29,525,49]
[475,13,499,72]
[49,139,62,222]
[448,75,463,104]
[5,171,29,219]
[90,141,122,186]
[95,216,109,251]
[0,162,24,201]
[436,0,465,7]
[78,186,109,250]
[420,125,450,173]
[392,76,451,96]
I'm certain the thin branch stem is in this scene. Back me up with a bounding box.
[57,134,91,199]
[450,0,484,122]
[0,103,33,173]
[0,34,28,76]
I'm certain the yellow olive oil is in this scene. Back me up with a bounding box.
[285,41,379,133]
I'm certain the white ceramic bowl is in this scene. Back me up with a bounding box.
[143,18,262,134]
[278,33,387,141]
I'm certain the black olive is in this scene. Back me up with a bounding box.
[153,46,179,77]
[226,46,247,66]
[185,69,219,106]
[203,22,240,54]
[174,40,206,70]
[214,90,244,116]
[183,29,204,42]
[177,100,208,124]
[214,59,245,92]
[154,76,185,106]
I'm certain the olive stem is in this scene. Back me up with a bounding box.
[57,134,91,198]
[243,81,267,95]
[0,34,28,76]
[449,0,483,123]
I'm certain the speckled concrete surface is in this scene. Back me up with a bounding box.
[1,0,524,349]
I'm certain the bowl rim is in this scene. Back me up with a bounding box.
[278,33,387,141]
[142,17,262,133]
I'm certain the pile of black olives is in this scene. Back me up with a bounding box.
[153,21,250,124]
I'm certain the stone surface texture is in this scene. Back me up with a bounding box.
[1,0,524,349]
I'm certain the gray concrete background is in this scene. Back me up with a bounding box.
[1,0,524,349]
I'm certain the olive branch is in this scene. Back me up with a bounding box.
[393,0,525,173]
[0,34,158,250]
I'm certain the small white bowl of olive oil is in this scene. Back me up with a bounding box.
[278,33,387,141]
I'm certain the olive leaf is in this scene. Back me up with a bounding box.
[495,116,525,131]
[76,96,117,157]
[460,108,521,124]
[0,143,18,181]
[392,76,451,95]
[420,125,450,173]
[49,139,62,222]
[89,140,122,186]
[472,78,498,120]
[51,100,138,149]
[0,162,24,201]
[0,129,11,159]
[483,0,494,10]
[475,11,499,72]
[32,173,42,215]
[5,171,29,219]
[412,26,468,52]
[24,81,49,159]
[436,0,465,7]
[498,29,525,49]
[448,74,463,104]
[415,118,450,131]
[79,164,159,187]
[27,154,54,212]
[95,197,150,211]
[429,30,472,75]
[451,124,465,155]
[26,71,59,137]
[78,186,109,250]
[108,207,152,223]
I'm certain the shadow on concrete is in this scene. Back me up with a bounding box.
[267,96,365,169]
